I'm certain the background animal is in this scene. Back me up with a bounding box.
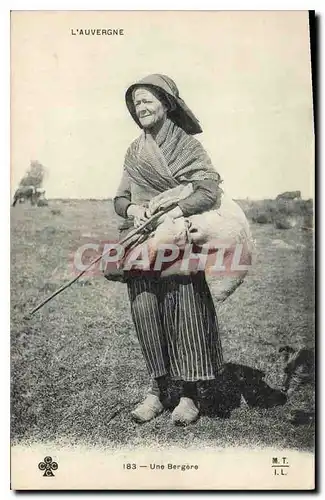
[12,185,37,207]
[12,186,47,207]
[12,160,47,207]
[279,346,315,394]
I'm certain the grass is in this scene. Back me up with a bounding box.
[11,200,315,451]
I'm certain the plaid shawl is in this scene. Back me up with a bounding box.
[124,118,221,193]
[106,119,252,294]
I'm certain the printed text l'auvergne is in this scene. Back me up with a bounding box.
[71,28,124,36]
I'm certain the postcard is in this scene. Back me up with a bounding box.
[10,10,315,490]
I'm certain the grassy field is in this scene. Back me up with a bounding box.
[11,200,315,451]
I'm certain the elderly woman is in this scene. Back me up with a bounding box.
[112,74,251,425]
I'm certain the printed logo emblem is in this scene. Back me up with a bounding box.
[38,456,58,477]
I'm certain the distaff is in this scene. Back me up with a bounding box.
[25,202,178,319]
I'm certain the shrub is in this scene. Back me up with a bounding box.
[238,197,314,226]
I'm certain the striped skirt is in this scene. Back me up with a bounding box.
[127,272,224,382]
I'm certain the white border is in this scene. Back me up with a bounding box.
[2,2,322,498]
[3,1,325,10]
[0,3,11,499]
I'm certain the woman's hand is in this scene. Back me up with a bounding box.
[126,204,149,228]
[154,205,184,227]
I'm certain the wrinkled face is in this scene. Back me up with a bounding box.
[133,88,167,130]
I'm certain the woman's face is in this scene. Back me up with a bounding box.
[133,88,167,130]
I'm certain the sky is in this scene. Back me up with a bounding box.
[11,10,314,200]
